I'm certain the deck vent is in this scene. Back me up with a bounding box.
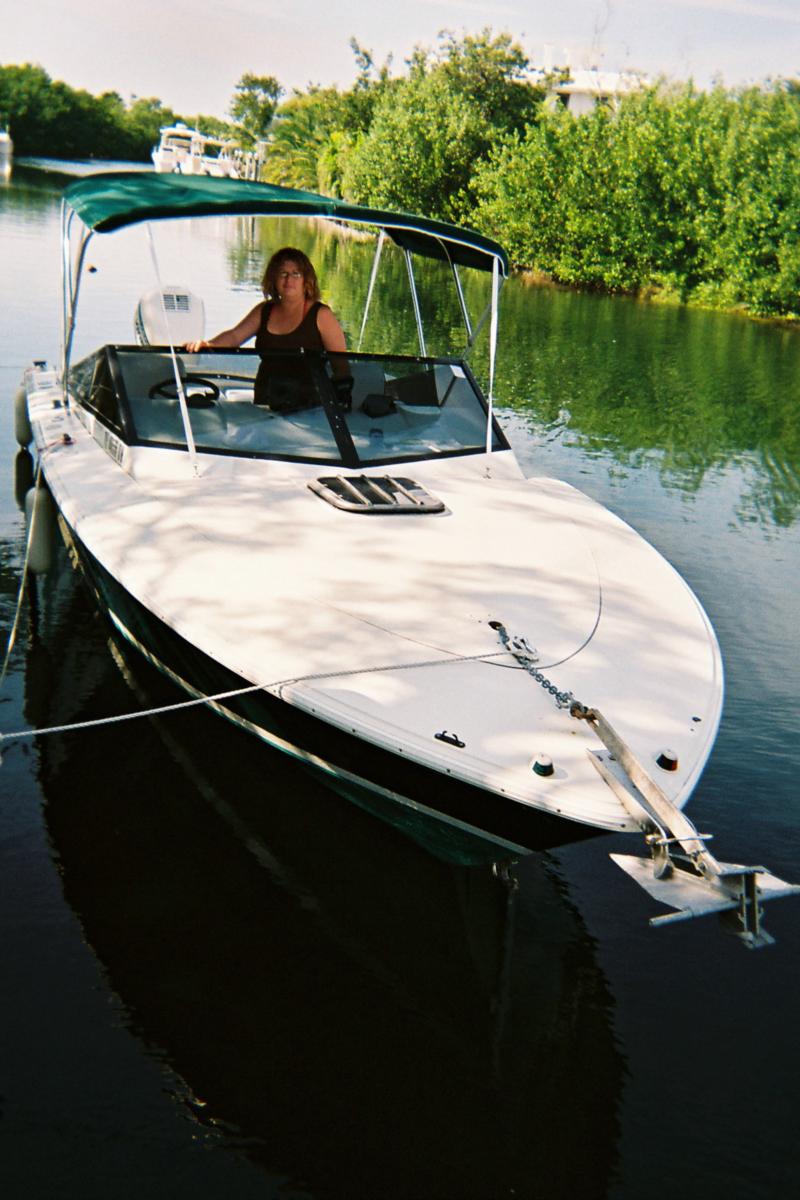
[163,292,190,313]
[309,474,445,514]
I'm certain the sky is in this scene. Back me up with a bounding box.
[2,0,799,119]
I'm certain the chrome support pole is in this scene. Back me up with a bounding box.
[60,201,69,385]
[357,229,385,351]
[62,227,94,403]
[451,262,473,342]
[404,249,427,357]
[485,256,500,455]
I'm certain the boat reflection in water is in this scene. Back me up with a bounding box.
[26,535,624,1200]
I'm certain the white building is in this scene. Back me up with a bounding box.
[548,68,650,116]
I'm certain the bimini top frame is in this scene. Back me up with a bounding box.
[62,171,509,273]
[60,171,509,455]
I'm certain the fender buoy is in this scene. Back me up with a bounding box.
[14,450,34,511]
[14,386,32,447]
[24,485,57,575]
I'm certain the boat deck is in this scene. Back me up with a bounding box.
[27,363,723,836]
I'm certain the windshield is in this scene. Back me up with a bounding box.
[86,347,505,466]
[337,356,498,463]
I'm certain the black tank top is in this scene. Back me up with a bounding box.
[255,301,326,354]
[253,301,326,409]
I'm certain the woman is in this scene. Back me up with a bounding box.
[186,247,348,409]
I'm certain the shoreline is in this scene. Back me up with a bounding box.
[11,160,798,329]
[515,266,800,328]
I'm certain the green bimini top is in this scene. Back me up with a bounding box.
[64,171,508,276]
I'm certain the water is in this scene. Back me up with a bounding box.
[1,165,799,1199]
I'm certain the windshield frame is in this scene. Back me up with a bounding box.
[72,345,510,468]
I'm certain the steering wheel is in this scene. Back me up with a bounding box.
[149,375,220,407]
[183,371,256,385]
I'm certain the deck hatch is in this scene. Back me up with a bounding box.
[309,474,445,514]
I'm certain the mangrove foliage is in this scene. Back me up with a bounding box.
[3,33,799,318]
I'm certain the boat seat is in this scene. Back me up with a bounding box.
[350,361,387,411]
[385,367,442,407]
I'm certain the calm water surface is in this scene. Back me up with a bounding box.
[1,167,799,1199]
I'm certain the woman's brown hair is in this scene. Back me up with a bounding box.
[261,247,321,302]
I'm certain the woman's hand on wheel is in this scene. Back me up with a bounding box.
[184,340,209,353]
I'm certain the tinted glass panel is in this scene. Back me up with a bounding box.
[324,355,501,464]
[116,348,343,461]
[97,348,501,464]
[71,351,126,435]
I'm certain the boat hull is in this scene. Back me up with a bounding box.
[23,356,723,857]
[60,514,604,858]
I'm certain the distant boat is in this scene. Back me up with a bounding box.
[0,127,13,178]
[151,123,240,178]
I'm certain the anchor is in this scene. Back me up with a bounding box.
[492,620,799,948]
[575,704,799,949]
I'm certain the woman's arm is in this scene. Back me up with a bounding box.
[185,302,264,353]
[318,305,352,406]
[317,305,347,354]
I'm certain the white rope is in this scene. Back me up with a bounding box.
[0,646,512,755]
[0,457,43,689]
[0,680,265,749]
[145,224,200,476]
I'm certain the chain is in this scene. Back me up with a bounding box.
[527,665,575,709]
[489,620,575,709]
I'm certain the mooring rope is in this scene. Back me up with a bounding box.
[0,645,516,761]
[0,448,522,761]
[0,456,44,689]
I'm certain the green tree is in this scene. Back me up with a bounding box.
[342,30,546,222]
[229,73,283,147]
[341,37,394,133]
[0,63,63,153]
[473,83,734,297]
[266,89,345,192]
[471,79,800,314]
[708,83,800,314]
[264,41,393,194]
[122,97,180,159]
[185,114,239,142]
[0,65,185,160]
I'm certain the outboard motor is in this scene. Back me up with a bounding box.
[134,286,205,346]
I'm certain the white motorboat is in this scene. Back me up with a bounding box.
[151,123,240,178]
[15,171,797,943]
[0,126,13,178]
